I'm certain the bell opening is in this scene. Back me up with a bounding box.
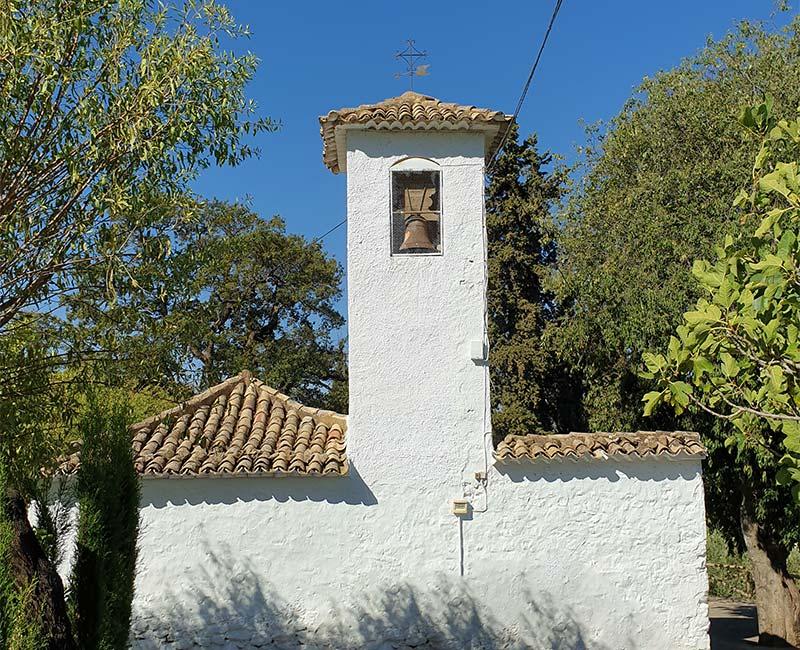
[391,169,441,255]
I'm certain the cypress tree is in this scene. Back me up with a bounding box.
[486,125,577,441]
[69,397,139,650]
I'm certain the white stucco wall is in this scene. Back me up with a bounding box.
[345,130,490,491]
[100,128,709,649]
[128,457,708,649]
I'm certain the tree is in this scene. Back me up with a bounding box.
[66,200,346,408]
[69,395,139,650]
[548,16,800,641]
[553,18,800,432]
[0,0,270,644]
[645,100,800,644]
[486,125,576,442]
[0,327,76,649]
[0,0,272,336]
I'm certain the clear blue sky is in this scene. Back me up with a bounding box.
[198,0,794,317]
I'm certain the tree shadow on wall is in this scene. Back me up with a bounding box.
[131,545,615,650]
[496,458,701,484]
[324,579,614,650]
[130,543,295,648]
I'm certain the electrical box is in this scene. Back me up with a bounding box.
[451,499,469,516]
[474,471,486,482]
[469,340,486,362]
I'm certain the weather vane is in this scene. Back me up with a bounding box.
[394,39,429,91]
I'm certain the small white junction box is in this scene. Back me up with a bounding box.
[470,340,486,362]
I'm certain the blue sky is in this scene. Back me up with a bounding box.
[198,0,793,315]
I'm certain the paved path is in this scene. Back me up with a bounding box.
[709,598,758,649]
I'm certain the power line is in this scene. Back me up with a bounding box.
[311,2,564,244]
[311,217,347,245]
[266,218,345,284]
[486,0,565,172]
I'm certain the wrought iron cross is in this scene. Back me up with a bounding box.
[394,39,429,91]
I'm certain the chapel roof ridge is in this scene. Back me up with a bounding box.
[130,370,347,432]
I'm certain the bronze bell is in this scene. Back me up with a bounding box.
[400,185,437,252]
[400,216,435,252]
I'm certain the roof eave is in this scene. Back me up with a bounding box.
[324,120,508,175]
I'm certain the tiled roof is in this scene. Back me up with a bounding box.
[60,372,347,478]
[494,431,705,463]
[319,91,513,173]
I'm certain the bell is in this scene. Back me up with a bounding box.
[400,216,435,252]
[399,183,437,252]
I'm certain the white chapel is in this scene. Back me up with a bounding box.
[62,92,711,649]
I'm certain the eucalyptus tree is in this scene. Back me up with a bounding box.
[0,0,271,645]
[0,0,272,335]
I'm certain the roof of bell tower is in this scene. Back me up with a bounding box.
[319,91,512,174]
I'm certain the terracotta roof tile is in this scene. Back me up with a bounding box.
[319,91,513,173]
[61,372,348,479]
[494,431,705,463]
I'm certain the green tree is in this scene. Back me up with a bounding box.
[486,125,576,442]
[0,0,270,644]
[0,327,75,649]
[549,16,800,641]
[69,395,139,650]
[67,200,346,409]
[554,18,800,431]
[645,101,800,644]
[0,0,271,335]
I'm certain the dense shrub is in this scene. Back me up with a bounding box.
[707,529,756,601]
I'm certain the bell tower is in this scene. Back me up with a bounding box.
[320,92,512,490]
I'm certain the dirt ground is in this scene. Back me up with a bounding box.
[707,597,800,648]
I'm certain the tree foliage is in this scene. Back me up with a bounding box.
[645,100,800,499]
[486,125,574,441]
[0,0,271,484]
[0,1,270,646]
[553,18,800,432]
[69,395,139,650]
[550,15,800,539]
[0,322,73,494]
[0,0,271,341]
[67,200,346,408]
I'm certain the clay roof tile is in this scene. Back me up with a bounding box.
[494,431,705,464]
[319,91,513,174]
[60,373,347,479]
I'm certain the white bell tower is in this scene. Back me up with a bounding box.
[320,92,512,495]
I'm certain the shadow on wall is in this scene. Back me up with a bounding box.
[139,462,377,509]
[495,458,701,484]
[130,549,287,649]
[132,544,614,650]
[323,581,614,650]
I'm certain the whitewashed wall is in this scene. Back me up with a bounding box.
[345,130,490,493]
[116,130,709,649]
[129,457,708,649]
